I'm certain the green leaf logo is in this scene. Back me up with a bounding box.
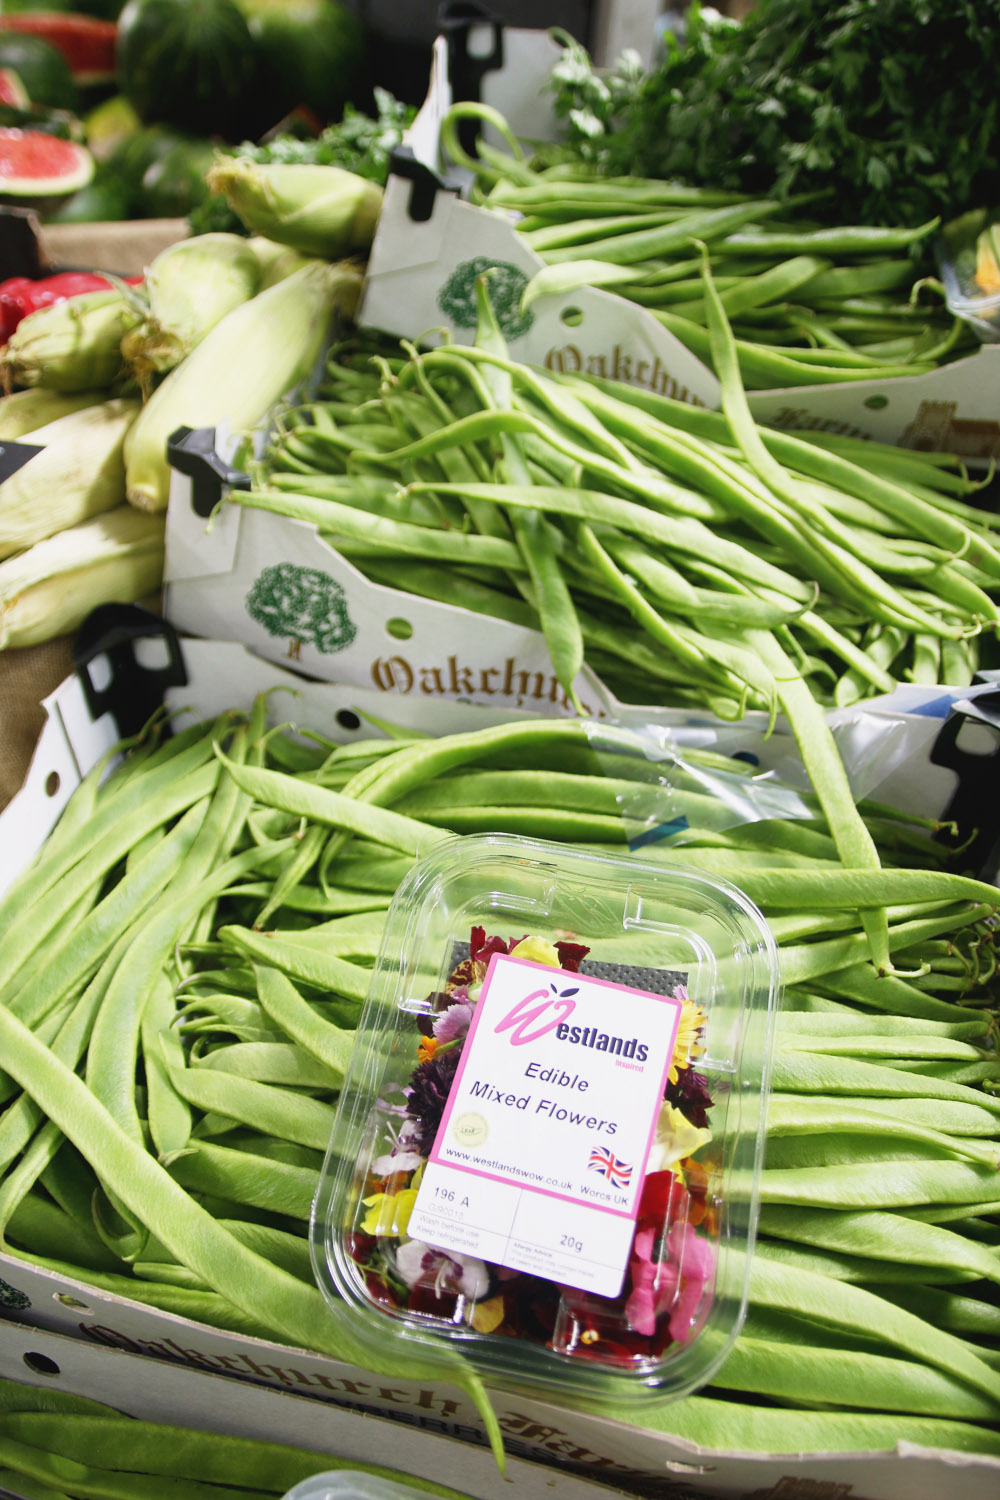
[246,563,357,655]
[0,1276,29,1310]
[438,257,534,338]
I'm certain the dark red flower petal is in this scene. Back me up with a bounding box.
[555,939,590,972]
[636,1170,689,1232]
[408,1285,460,1320]
[347,1231,377,1263]
[364,1272,398,1309]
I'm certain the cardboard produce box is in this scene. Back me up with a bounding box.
[0,204,187,280]
[1,629,999,1500]
[0,1319,645,1500]
[8,627,993,899]
[359,18,1000,464]
[163,434,614,723]
[39,217,189,278]
[3,1299,998,1500]
[361,25,720,417]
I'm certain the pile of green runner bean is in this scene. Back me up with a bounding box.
[439,102,978,387]
[0,1375,479,1499]
[0,704,998,1459]
[257,323,1000,719]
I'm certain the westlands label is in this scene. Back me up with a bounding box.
[407,954,682,1296]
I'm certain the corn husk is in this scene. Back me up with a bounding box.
[0,289,141,394]
[206,158,383,259]
[0,505,164,649]
[124,258,362,513]
[120,233,264,384]
[247,237,313,290]
[0,388,105,439]
[0,396,139,559]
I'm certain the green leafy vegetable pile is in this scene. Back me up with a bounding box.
[548,0,1000,232]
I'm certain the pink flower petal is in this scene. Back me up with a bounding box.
[667,1221,715,1282]
[624,1280,657,1337]
[433,1002,473,1044]
[667,1275,706,1345]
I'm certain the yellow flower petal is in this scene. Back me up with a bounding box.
[668,1000,707,1084]
[646,1102,712,1174]
[361,1187,419,1236]
[470,1294,507,1333]
[509,936,561,966]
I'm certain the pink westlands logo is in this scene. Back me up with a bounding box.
[494,982,580,1046]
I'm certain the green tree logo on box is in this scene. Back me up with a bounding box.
[0,1276,29,1310]
[246,563,357,656]
[438,257,534,339]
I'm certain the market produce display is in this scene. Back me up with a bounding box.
[114,0,260,140]
[0,21,86,112]
[0,268,155,649]
[241,278,1000,993]
[0,705,998,1458]
[122,252,362,510]
[187,87,413,235]
[0,1,999,1489]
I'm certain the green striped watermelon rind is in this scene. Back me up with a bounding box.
[115,0,259,141]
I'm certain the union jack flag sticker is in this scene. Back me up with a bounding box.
[587,1145,632,1189]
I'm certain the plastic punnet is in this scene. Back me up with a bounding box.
[281,1472,445,1499]
[312,833,780,1406]
[939,208,1000,342]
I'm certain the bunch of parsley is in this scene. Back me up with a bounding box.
[548,0,1000,231]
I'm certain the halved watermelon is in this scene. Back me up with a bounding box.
[0,13,117,89]
[0,69,30,109]
[0,127,94,210]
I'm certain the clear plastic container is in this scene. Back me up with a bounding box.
[281,1473,443,1500]
[312,833,780,1406]
[938,207,1000,342]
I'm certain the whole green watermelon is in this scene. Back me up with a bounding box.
[116,0,257,139]
[237,0,367,131]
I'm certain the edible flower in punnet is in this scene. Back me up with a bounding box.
[346,930,715,1363]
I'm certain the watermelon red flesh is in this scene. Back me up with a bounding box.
[0,127,94,196]
[0,68,30,109]
[0,14,117,85]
